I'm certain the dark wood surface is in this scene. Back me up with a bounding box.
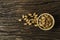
[0,0,60,40]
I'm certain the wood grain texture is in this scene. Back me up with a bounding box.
[0,0,60,40]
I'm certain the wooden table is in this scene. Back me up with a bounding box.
[0,0,60,40]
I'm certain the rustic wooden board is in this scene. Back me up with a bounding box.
[0,0,60,40]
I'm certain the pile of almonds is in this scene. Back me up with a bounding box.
[18,13,55,31]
